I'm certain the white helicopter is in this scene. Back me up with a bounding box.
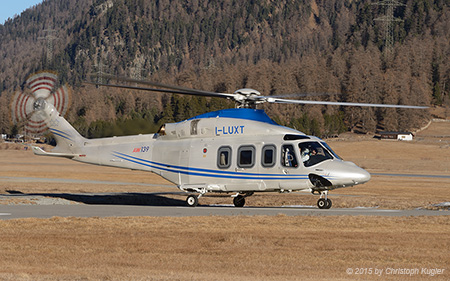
[30,74,427,209]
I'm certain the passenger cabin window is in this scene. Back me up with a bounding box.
[282,144,298,167]
[238,146,255,168]
[299,141,333,167]
[262,145,276,167]
[217,146,232,169]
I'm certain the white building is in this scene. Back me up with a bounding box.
[380,131,414,141]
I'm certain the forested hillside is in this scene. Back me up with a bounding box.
[0,0,449,138]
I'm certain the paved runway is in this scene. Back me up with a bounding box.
[1,174,448,219]
[0,204,448,219]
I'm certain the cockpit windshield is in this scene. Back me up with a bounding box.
[320,142,342,160]
[298,141,333,167]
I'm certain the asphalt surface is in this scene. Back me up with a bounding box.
[0,203,448,219]
[1,174,448,219]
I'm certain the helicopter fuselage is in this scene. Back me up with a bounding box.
[27,71,426,208]
[59,108,370,195]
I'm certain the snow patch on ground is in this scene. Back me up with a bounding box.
[432,202,450,208]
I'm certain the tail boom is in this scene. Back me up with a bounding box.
[33,99,86,155]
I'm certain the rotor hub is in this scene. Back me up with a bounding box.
[233,88,261,97]
[233,88,264,108]
[33,98,47,111]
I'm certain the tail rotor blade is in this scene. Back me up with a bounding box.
[25,111,48,135]
[11,91,36,124]
[27,72,57,99]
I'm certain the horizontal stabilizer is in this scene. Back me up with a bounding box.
[32,146,78,159]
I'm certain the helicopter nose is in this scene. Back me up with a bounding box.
[321,161,371,187]
[352,166,371,185]
[339,161,371,185]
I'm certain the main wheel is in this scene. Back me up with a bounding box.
[186,195,199,207]
[317,198,328,209]
[233,195,246,207]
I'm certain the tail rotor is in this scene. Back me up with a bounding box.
[11,72,70,135]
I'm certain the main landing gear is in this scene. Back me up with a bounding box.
[316,191,332,209]
[185,187,207,207]
[186,195,199,207]
[186,192,253,207]
[233,195,245,207]
[232,192,253,207]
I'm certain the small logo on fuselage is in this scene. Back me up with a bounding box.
[133,146,150,153]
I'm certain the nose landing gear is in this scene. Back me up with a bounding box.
[317,191,332,209]
[309,174,333,209]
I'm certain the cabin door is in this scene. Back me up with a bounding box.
[178,147,190,185]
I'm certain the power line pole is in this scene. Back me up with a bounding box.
[133,58,143,82]
[372,0,406,59]
[38,29,58,67]
[94,59,105,86]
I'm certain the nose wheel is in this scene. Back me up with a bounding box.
[317,191,332,209]
[317,198,332,209]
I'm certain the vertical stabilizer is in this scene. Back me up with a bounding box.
[34,99,86,154]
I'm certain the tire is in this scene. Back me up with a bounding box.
[326,198,332,209]
[186,195,198,207]
[317,198,327,209]
[233,195,246,207]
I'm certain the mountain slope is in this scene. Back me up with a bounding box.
[0,0,449,136]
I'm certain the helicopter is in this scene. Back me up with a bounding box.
[29,73,427,209]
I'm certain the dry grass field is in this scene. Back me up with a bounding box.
[0,216,449,280]
[0,121,449,280]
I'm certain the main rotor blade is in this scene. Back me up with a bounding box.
[90,73,235,99]
[87,74,427,109]
[85,81,236,99]
[269,92,336,99]
[267,98,428,109]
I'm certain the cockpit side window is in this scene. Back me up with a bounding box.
[298,142,333,167]
[281,144,298,168]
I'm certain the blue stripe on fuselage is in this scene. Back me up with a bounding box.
[112,151,311,180]
[50,129,73,141]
